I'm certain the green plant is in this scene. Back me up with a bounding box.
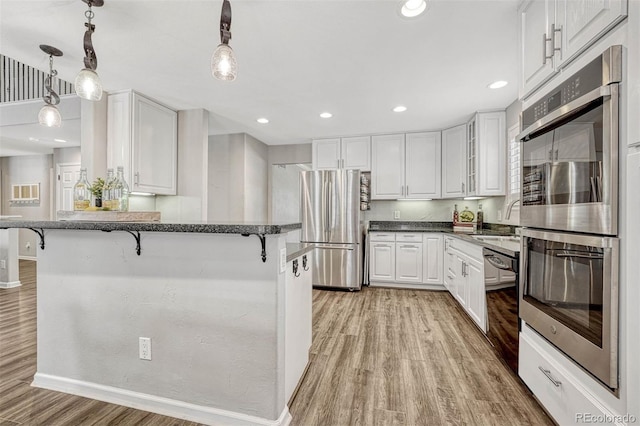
[90,177,105,198]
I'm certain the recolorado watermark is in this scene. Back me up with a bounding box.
[576,413,637,423]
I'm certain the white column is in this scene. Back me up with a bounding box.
[0,228,20,288]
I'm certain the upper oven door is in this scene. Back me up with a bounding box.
[519,85,619,235]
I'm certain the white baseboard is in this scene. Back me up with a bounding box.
[0,280,21,289]
[18,255,37,261]
[369,281,446,291]
[32,373,292,426]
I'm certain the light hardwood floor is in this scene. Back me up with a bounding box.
[0,261,552,425]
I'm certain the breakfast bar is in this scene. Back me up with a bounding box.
[0,218,307,426]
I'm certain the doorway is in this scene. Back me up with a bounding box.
[56,163,80,212]
[271,163,311,223]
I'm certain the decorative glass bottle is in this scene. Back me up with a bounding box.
[102,168,115,210]
[453,204,459,224]
[477,203,484,230]
[73,168,91,211]
[113,166,130,212]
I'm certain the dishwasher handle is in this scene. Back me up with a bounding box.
[485,254,513,271]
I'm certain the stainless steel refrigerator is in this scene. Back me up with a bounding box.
[300,169,362,290]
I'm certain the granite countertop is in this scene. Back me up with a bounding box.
[368,221,520,258]
[286,243,315,262]
[0,218,301,235]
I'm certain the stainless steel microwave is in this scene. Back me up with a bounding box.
[518,45,621,235]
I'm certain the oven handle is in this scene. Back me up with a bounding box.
[554,252,604,260]
[518,85,611,142]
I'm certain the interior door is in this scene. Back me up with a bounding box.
[56,163,81,212]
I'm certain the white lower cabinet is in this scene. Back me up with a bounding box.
[444,236,486,332]
[370,241,396,282]
[284,252,312,403]
[396,242,423,283]
[369,232,443,288]
[519,326,620,426]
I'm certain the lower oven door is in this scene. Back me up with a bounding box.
[519,228,619,389]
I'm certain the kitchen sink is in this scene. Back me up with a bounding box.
[470,235,521,252]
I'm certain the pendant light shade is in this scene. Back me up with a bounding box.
[212,0,237,81]
[211,43,237,81]
[38,44,63,128]
[75,0,104,101]
[38,104,62,128]
[75,68,103,101]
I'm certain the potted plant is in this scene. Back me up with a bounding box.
[90,177,105,208]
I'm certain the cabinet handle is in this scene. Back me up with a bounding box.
[543,32,553,64]
[552,24,562,56]
[538,366,562,387]
[461,182,465,193]
[134,172,140,184]
[402,245,419,248]
[337,159,341,168]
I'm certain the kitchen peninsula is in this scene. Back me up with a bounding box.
[0,218,310,426]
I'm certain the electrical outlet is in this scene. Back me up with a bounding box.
[0,260,5,269]
[279,248,286,273]
[497,210,502,222]
[394,210,400,220]
[139,337,152,360]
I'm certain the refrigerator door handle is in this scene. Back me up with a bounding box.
[315,244,355,250]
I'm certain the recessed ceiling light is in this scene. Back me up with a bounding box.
[256,118,269,124]
[488,80,508,89]
[29,137,39,142]
[320,112,333,119]
[54,138,67,143]
[393,105,407,113]
[400,0,427,18]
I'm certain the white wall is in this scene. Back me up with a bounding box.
[0,155,53,258]
[208,133,269,222]
[156,109,209,221]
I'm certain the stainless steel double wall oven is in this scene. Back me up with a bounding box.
[518,46,621,390]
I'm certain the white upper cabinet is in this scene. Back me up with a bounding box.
[371,132,441,200]
[519,0,627,98]
[556,0,627,67]
[468,111,507,197]
[441,124,467,198]
[520,0,556,98]
[405,132,442,199]
[312,138,341,170]
[371,134,406,199]
[107,90,177,195]
[312,136,371,170]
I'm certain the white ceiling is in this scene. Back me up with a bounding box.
[0,0,519,148]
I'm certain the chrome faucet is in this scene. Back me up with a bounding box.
[505,199,520,220]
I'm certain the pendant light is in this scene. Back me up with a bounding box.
[75,0,104,101]
[38,45,63,128]
[211,0,237,81]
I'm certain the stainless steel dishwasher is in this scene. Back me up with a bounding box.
[484,247,519,373]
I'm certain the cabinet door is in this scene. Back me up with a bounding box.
[477,111,506,196]
[342,136,371,171]
[423,234,443,285]
[519,0,556,97]
[556,0,627,67]
[370,242,395,282]
[467,117,477,196]
[371,134,405,200]
[441,125,467,198]
[406,132,442,199]
[465,256,486,332]
[395,243,423,283]
[107,91,132,181]
[312,138,341,170]
[454,253,467,307]
[132,93,177,195]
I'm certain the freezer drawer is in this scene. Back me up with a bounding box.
[311,244,361,290]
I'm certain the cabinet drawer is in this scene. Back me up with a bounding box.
[519,331,616,425]
[395,233,422,242]
[369,233,396,242]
